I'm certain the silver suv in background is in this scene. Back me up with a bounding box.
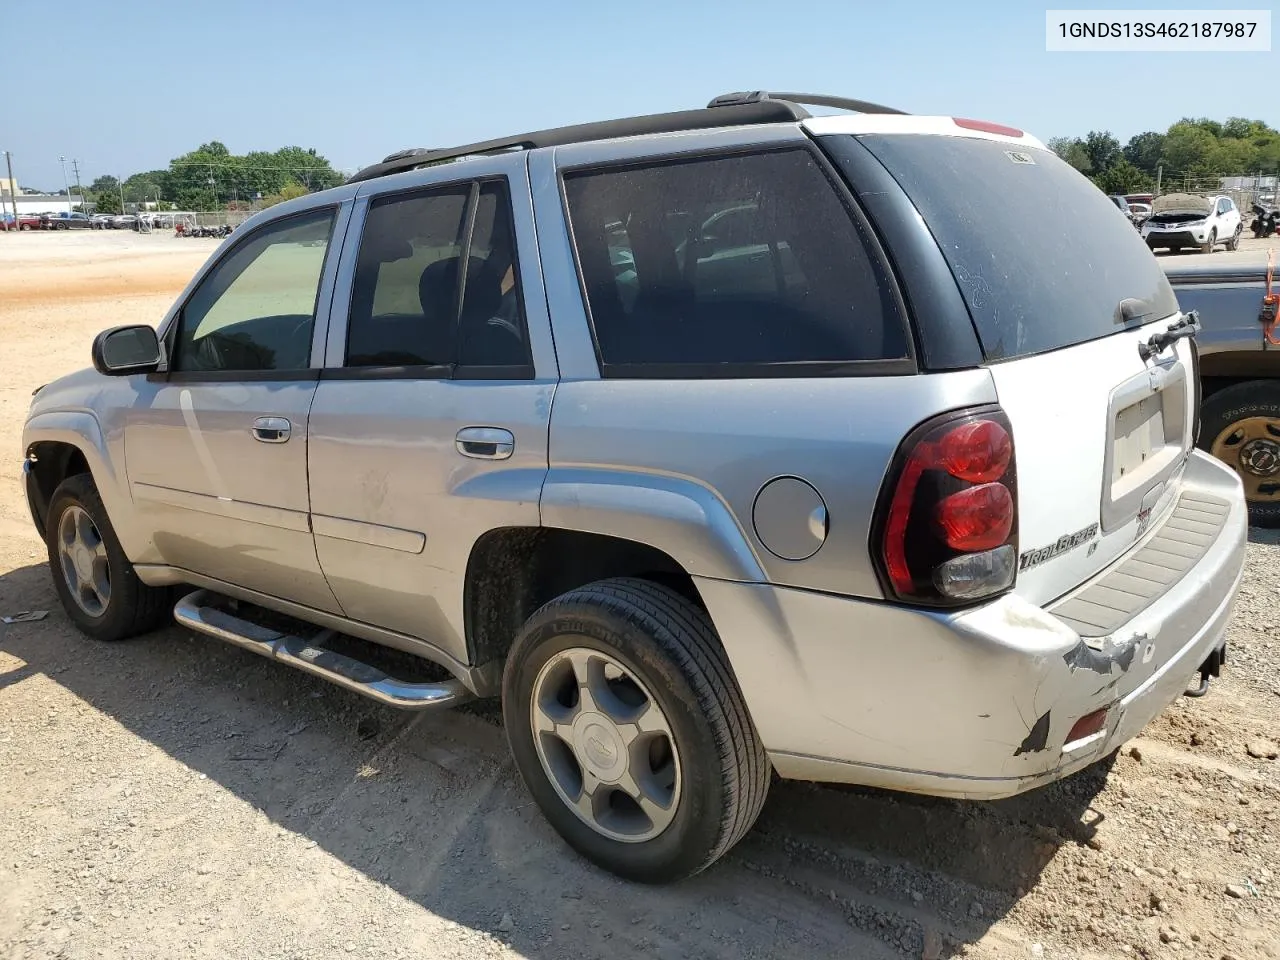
[23,92,1248,883]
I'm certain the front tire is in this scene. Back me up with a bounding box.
[1199,382,1280,528]
[502,577,770,883]
[1199,229,1216,254]
[45,474,173,640]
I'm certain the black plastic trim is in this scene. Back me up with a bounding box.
[597,359,916,380]
[814,134,985,372]
[318,364,535,382]
[320,365,451,381]
[158,369,320,384]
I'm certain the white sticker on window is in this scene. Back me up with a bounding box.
[1006,151,1037,165]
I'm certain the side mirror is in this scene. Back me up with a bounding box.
[91,324,162,376]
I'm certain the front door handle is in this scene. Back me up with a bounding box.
[456,426,514,460]
[252,416,292,443]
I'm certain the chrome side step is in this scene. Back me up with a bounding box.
[173,589,472,711]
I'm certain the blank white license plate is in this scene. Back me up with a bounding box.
[1112,393,1165,484]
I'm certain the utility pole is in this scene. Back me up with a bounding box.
[70,158,84,210]
[119,178,126,215]
[58,156,71,211]
[0,150,12,228]
[1155,164,1163,197]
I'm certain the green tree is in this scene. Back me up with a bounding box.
[94,191,123,215]
[88,175,119,195]
[124,169,171,206]
[1092,159,1154,195]
[1083,131,1121,174]
[1048,136,1092,173]
[165,142,342,209]
[1161,122,1218,177]
[1123,132,1165,176]
[260,181,311,208]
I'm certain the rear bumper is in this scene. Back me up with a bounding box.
[698,450,1247,800]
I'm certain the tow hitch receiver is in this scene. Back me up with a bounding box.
[1184,643,1226,698]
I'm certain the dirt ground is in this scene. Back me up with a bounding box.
[1,230,1279,960]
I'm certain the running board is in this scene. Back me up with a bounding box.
[173,589,471,711]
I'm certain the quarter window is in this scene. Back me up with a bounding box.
[172,209,335,373]
[563,148,906,375]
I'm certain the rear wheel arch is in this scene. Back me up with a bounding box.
[463,526,711,691]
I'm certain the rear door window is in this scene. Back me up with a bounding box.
[562,148,909,377]
[842,135,1179,362]
[345,180,532,375]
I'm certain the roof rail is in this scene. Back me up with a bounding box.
[347,90,904,185]
[707,90,908,116]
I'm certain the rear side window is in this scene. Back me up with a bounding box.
[346,180,532,374]
[563,148,908,377]
[846,134,1179,362]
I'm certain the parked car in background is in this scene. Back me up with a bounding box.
[1164,261,1280,527]
[111,214,138,230]
[91,214,114,229]
[41,212,94,230]
[22,91,1248,883]
[1127,202,1151,224]
[1141,193,1242,253]
[4,213,46,230]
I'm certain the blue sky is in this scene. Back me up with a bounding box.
[4,0,1274,191]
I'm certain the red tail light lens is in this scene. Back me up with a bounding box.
[937,420,1012,483]
[876,407,1019,606]
[936,483,1014,551]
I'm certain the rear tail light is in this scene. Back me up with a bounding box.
[875,406,1019,606]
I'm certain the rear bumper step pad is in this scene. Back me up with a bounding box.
[1048,491,1230,638]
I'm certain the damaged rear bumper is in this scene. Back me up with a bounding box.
[696,451,1248,800]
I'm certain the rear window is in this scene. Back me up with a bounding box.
[562,148,909,377]
[846,135,1179,361]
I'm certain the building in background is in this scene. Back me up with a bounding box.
[10,194,84,216]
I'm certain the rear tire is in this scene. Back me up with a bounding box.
[1199,382,1280,528]
[1226,224,1242,251]
[502,577,770,883]
[45,474,173,640]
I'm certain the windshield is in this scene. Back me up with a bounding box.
[840,134,1179,362]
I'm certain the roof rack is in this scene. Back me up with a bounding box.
[705,90,907,116]
[347,91,908,184]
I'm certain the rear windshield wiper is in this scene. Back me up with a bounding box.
[1138,310,1200,362]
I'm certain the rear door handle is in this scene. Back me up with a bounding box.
[252,416,291,443]
[456,426,514,460]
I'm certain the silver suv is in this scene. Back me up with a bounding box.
[22,92,1249,883]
